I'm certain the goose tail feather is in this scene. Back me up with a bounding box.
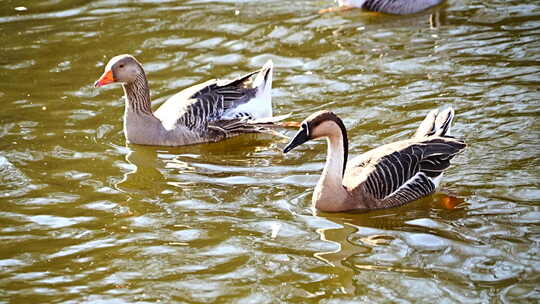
[208,113,296,139]
[434,107,454,137]
[248,113,301,130]
[253,59,273,117]
[413,107,455,139]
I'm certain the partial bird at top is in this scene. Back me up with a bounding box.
[94,55,293,146]
[320,0,445,15]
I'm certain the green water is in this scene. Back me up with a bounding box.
[1,0,539,303]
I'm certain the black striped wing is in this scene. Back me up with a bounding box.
[173,71,259,131]
[361,138,465,207]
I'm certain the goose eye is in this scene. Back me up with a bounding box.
[119,64,124,68]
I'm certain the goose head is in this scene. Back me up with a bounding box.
[94,54,144,87]
[283,110,346,153]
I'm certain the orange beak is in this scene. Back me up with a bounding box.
[94,70,115,87]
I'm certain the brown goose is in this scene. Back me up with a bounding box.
[283,108,466,212]
[94,54,290,146]
[320,0,445,14]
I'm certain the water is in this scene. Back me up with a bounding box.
[1,0,539,302]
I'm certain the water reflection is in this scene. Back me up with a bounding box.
[310,193,470,296]
[113,144,166,196]
[329,4,448,29]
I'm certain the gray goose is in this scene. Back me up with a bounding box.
[94,54,290,146]
[283,108,466,212]
[320,0,445,14]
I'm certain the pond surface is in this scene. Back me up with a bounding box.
[1,0,539,302]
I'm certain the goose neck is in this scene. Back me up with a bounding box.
[321,131,347,187]
[123,73,152,115]
[313,122,351,211]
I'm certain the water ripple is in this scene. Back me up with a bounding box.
[0,0,539,303]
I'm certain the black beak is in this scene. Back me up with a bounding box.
[283,128,310,153]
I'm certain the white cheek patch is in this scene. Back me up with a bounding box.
[106,56,122,71]
[105,60,115,71]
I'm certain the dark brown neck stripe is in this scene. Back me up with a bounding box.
[312,111,349,177]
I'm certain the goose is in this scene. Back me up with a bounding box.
[283,108,466,212]
[320,0,445,15]
[94,54,291,146]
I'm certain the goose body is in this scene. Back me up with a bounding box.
[95,54,286,146]
[283,108,466,212]
[323,0,444,14]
